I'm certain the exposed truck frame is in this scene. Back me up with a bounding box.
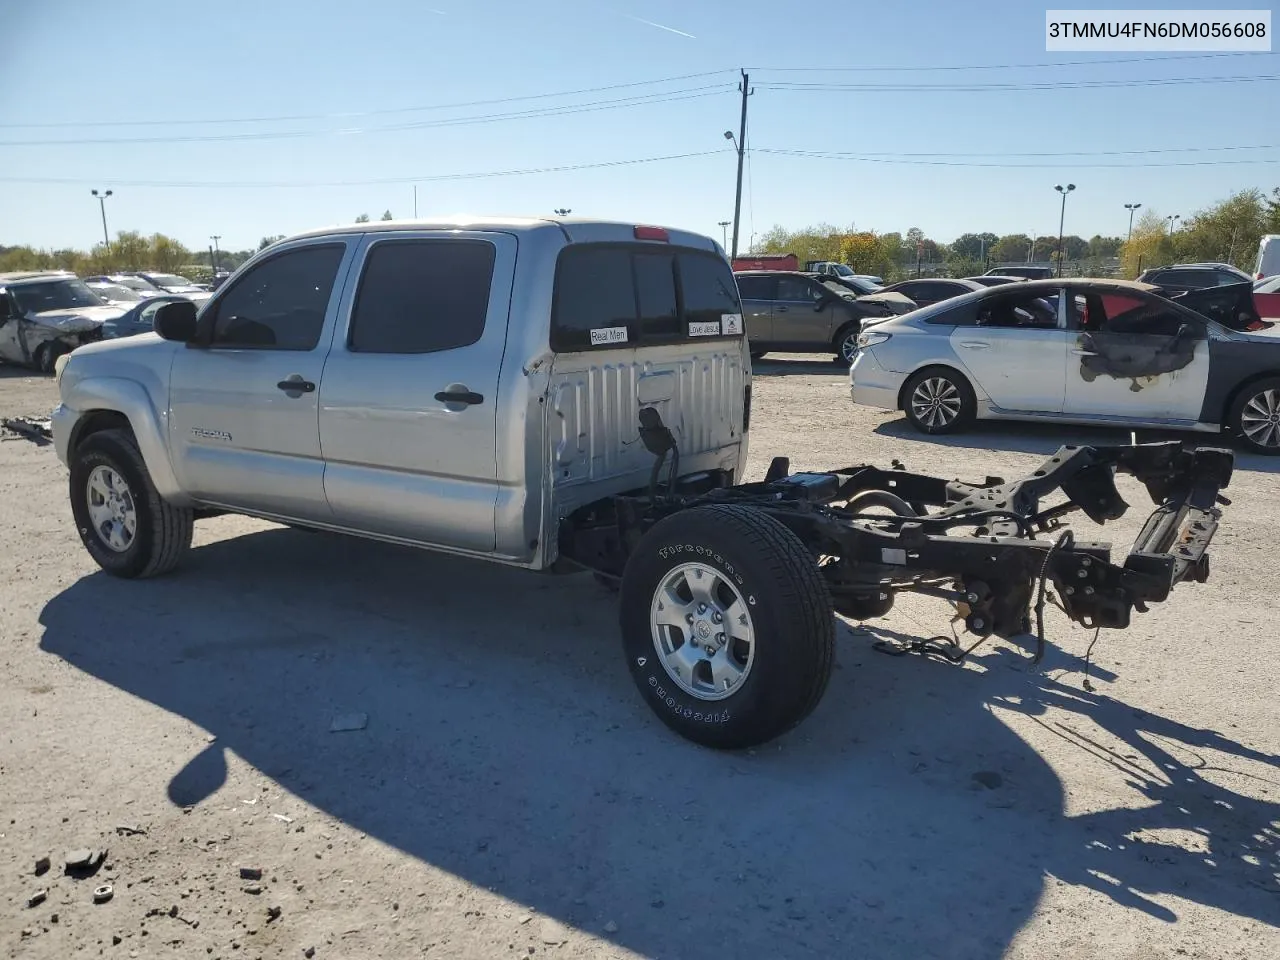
[561,409,1231,747]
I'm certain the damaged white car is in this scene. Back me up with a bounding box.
[0,272,124,372]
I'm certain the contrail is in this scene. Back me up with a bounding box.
[623,13,696,39]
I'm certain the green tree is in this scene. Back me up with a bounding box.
[990,234,1032,263]
[258,235,285,251]
[150,233,191,272]
[1087,235,1123,258]
[950,232,998,261]
[756,222,855,264]
[354,213,371,224]
[1120,209,1168,278]
[1173,188,1269,270]
[112,231,150,270]
[380,210,393,221]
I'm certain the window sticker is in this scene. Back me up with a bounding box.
[589,326,629,346]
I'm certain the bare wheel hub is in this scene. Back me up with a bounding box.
[650,562,755,701]
[85,465,137,553]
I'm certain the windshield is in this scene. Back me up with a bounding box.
[89,282,143,302]
[113,276,159,291]
[10,279,105,312]
[830,264,855,277]
[147,274,195,288]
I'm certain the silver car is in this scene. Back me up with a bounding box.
[850,278,1280,454]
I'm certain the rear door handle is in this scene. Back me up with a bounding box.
[958,340,991,350]
[775,306,789,313]
[276,377,315,393]
[435,389,484,406]
[1070,349,1098,356]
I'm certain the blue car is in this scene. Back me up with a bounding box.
[100,295,192,340]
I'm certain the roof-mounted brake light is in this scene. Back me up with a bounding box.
[634,226,669,242]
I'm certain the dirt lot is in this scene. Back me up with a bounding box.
[1,356,1277,959]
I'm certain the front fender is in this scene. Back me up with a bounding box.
[56,376,191,506]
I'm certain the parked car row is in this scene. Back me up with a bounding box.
[848,277,1280,454]
[0,268,216,372]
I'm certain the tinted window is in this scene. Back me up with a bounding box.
[635,252,679,339]
[681,252,741,326]
[552,247,638,350]
[776,277,820,301]
[211,244,344,350]
[1154,270,1213,289]
[552,245,742,350]
[349,240,495,354]
[735,275,775,300]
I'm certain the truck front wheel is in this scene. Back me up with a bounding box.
[69,428,193,578]
[619,504,835,749]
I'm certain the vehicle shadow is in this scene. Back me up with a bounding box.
[0,364,47,380]
[872,415,1280,475]
[38,528,1280,957]
[751,356,847,377]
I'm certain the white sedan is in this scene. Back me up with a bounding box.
[850,278,1280,454]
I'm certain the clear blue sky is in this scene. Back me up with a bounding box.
[2,0,1276,253]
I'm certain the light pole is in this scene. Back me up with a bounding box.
[717,220,731,249]
[90,189,113,248]
[1054,183,1075,277]
[554,208,572,217]
[1166,214,1180,237]
[210,235,222,275]
[1124,202,1142,243]
[726,70,751,259]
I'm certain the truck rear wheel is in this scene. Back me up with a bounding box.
[69,428,193,578]
[619,504,835,749]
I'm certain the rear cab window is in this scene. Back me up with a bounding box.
[552,244,743,351]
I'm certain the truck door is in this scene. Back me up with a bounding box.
[167,240,354,520]
[773,275,837,348]
[317,230,516,553]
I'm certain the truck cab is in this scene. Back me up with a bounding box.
[53,218,751,571]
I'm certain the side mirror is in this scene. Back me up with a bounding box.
[154,300,199,343]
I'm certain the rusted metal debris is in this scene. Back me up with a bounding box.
[1,417,53,445]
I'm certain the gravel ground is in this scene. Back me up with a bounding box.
[1,356,1277,959]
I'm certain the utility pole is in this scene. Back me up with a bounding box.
[1167,214,1180,236]
[90,189,113,248]
[1124,202,1142,243]
[727,70,751,260]
[413,185,418,218]
[210,235,222,274]
[1054,183,1075,278]
[717,220,731,249]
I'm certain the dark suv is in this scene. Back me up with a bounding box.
[1137,263,1252,295]
[735,270,892,364]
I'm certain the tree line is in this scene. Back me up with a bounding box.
[755,186,1280,281]
[0,211,393,283]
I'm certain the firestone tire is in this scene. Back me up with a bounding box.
[69,428,193,579]
[619,504,835,750]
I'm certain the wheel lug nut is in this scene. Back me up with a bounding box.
[697,603,707,614]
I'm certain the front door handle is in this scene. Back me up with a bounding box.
[1070,349,1098,357]
[276,377,315,394]
[435,388,484,406]
[775,306,789,314]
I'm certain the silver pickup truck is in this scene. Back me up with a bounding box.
[53,217,1233,749]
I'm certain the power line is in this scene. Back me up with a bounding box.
[762,143,1280,159]
[0,86,733,147]
[759,74,1279,92]
[754,147,1280,168]
[749,51,1277,72]
[0,70,736,130]
[0,149,731,188]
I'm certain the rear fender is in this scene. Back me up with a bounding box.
[62,376,190,505]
